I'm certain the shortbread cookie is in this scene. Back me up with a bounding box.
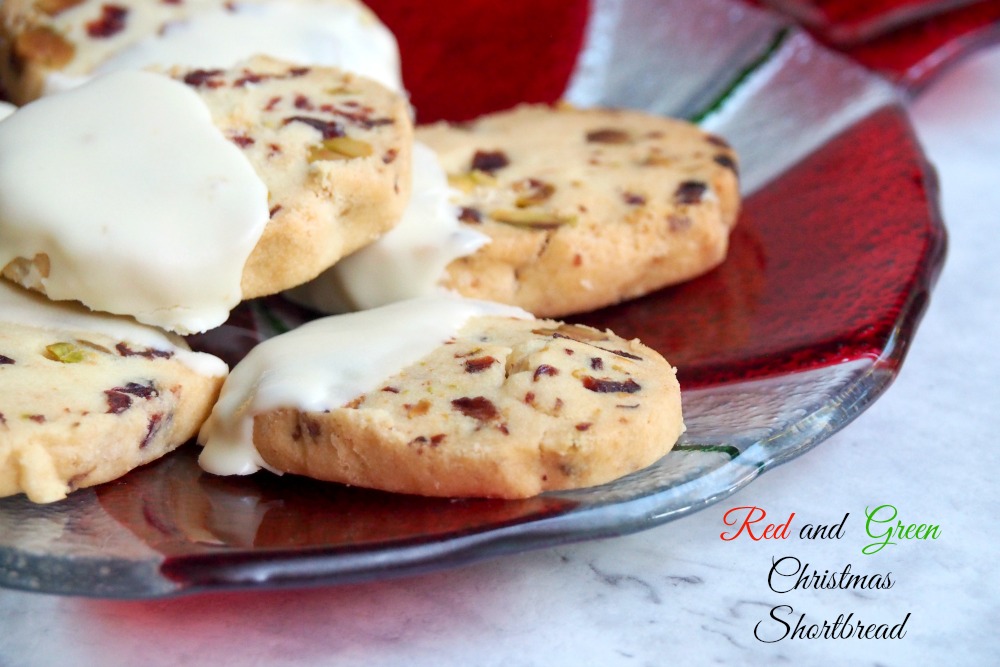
[417,104,740,317]
[0,0,401,105]
[0,56,412,333]
[198,296,683,499]
[0,281,227,504]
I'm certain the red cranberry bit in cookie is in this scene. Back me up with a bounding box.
[581,376,641,393]
[182,69,224,88]
[235,71,269,87]
[464,356,497,373]
[116,342,173,359]
[622,191,646,206]
[104,382,159,414]
[229,132,254,148]
[140,414,163,448]
[451,396,499,423]
[282,116,345,139]
[533,364,559,381]
[675,181,707,204]
[86,4,129,39]
[0,354,14,364]
[470,150,509,173]
[458,206,482,223]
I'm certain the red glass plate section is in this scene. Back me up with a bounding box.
[755,0,1000,91]
[573,106,946,387]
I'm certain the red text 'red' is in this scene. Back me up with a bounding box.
[720,506,795,541]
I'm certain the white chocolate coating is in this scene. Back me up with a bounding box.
[0,70,270,334]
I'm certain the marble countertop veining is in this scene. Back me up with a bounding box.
[2,42,999,667]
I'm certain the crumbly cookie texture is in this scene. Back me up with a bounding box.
[418,104,740,318]
[0,315,225,505]
[253,318,683,499]
[167,56,412,299]
[0,0,385,104]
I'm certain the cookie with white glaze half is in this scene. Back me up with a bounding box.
[417,104,740,318]
[0,282,227,504]
[200,297,683,499]
[0,56,412,333]
[0,0,401,105]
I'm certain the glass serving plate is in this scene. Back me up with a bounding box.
[0,0,953,598]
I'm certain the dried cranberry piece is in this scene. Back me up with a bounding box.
[470,150,509,173]
[0,354,14,365]
[282,116,345,139]
[86,4,128,39]
[622,192,646,206]
[104,382,158,414]
[533,364,559,381]
[182,69,224,88]
[458,206,482,223]
[464,356,496,373]
[581,376,641,393]
[140,414,163,448]
[116,343,173,359]
[675,181,707,204]
[230,133,254,148]
[451,396,499,423]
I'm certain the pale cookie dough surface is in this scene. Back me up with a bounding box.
[169,56,412,299]
[253,318,683,499]
[0,0,400,104]
[0,284,226,504]
[418,104,741,318]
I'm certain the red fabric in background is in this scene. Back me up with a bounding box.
[363,0,590,123]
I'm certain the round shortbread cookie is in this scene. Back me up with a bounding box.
[0,282,227,504]
[417,104,740,318]
[1,56,413,326]
[0,0,400,105]
[251,318,683,499]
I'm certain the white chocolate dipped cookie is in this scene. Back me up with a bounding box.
[418,103,741,318]
[198,296,683,499]
[0,281,227,504]
[0,56,412,334]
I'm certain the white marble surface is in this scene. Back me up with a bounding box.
[2,43,999,667]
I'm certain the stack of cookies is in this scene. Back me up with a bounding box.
[0,0,738,503]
